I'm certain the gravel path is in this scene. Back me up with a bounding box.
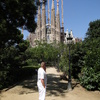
[0,67,100,100]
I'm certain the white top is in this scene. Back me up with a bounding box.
[37,67,47,87]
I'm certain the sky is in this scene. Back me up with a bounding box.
[23,0,100,40]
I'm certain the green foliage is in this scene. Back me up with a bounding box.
[59,44,69,73]
[80,39,100,90]
[25,42,59,66]
[0,40,29,69]
[0,0,38,32]
[0,0,39,69]
[0,66,38,89]
[0,0,41,89]
[71,43,85,79]
[62,19,100,91]
[86,19,100,39]
[80,67,100,90]
[79,19,100,90]
[0,71,8,89]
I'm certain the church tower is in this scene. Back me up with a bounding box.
[41,0,46,41]
[56,0,61,43]
[29,0,65,47]
[51,0,56,42]
[36,0,41,41]
[61,0,65,42]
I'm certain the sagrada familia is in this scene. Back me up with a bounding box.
[28,0,82,47]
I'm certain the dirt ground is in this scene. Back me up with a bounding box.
[0,67,100,100]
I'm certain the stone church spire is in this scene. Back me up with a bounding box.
[56,0,59,15]
[41,0,46,41]
[36,0,41,41]
[56,0,61,43]
[37,0,41,26]
[52,0,55,9]
[61,0,64,27]
[48,0,50,25]
[51,0,56,42]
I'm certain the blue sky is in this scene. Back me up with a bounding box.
[23,0,100,40]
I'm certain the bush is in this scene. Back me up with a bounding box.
[25,59,39,66]
[0,71,9,89]
[0,66,39,90]
[79,67,100,90]
[73,20,100,91]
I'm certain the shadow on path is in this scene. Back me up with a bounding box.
[18,73,68,97]
[18,75,38,95]
[8,68,79,96]
[46,74,68,97]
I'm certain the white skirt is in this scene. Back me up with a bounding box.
[37,81,46,100]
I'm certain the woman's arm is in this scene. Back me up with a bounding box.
[41,79,45,88]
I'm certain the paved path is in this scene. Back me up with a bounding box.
[0,67,100,100]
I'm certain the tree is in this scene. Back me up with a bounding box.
[0,0,39,47]
[71,43,85,79]
[0,0,38,31]
[86,19,100,39]
[0,0,48,89]
[80,19,100,90]
[0,0,40,69]
[25,42,59,66]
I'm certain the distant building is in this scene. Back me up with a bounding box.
[74,38,82,43]
[28,0,81,47]
[28,0,65,47]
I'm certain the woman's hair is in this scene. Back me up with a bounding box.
[41,62,45,67]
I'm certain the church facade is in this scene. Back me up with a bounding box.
[28,0,78,47]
